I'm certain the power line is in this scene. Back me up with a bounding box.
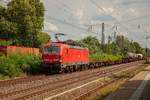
[46,0,149,44]
[89,0,148,29]
[114,14,150,24]
[55,0,74,12]
[89,0,145,47]
[54,0,89,28]
[52,0,74,17]
[109,0,150,40]
[45,16,99,34]
[89,0,104,12]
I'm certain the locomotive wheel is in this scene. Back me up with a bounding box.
[65,67,69,73]
[85,65,88,70]
[88,65,90,69]
[70,66,74,72]
[73,66,76,72]
[68,67,71,73]
[59,68,65,73]
[75,65,79,71]
[90,64,94,69]
[80,65,83,71]
[81,65,84,70]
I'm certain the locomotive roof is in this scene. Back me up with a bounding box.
[45,43,68,47]
[44,43,88,50]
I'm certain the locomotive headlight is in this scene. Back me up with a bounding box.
[54,58,62,62]
[43,59,49,62]
[54,58,60,61]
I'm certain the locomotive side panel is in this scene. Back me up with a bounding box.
[61,46,89,66]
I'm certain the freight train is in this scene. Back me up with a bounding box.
[42,42,142,73]
[42,33,143,73]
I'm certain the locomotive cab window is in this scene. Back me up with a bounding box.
[44,46,60,54]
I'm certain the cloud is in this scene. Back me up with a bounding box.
[73,9,83,20]
[0,0,10,5]
[44,21,58,32]
[126,8,139,17]
[92,14,115,21]
[96,4,122,21]
[120,0,150,5]
[43,0,150,48]
[118,32,128,36]
[102,7,114,14]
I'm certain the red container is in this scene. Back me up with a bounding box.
[0,46,39,56]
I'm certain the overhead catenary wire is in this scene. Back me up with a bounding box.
[45,15,99,35]
[47,0,114,37]
[49,0,75,22]
[89,0,146,40]
[49,0,98,34]
[114,14,150,24]
[54,0,74,15]
[109,0,150,40]
[55,0,73,10]
[89,0,104,13]
[45,0,149,47]
[89,0,147,29]
[55,0,87,24]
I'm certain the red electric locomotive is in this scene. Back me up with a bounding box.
[42,42,89,73]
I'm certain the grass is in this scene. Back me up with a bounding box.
[93,79,127,100]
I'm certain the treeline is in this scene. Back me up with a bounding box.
[0,0,50,48]
[78,36,150,61]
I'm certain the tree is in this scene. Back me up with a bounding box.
[0,5,18,44]
[78,36,101,54]
[6,0,45,47]
[0,17,17,35]
[109,42,121,55]
[36,32,51,48]
[0,6,6,18]
[132,42,143,53]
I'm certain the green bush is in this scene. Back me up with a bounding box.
[0,53,42,78]
[0,56,21,77]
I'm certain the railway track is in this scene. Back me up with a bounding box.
[73,79,117,100]
[0,75,46,87]
[0,63,127,95]
[0,61,143,100]
[46,62,143,100]
[73,66,139,100]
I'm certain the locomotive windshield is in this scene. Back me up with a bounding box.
[44,46,60,54]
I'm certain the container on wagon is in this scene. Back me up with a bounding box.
[0,46,39,56]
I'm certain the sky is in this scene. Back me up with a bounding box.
[43,0,150,48]
[0,0,150,48]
